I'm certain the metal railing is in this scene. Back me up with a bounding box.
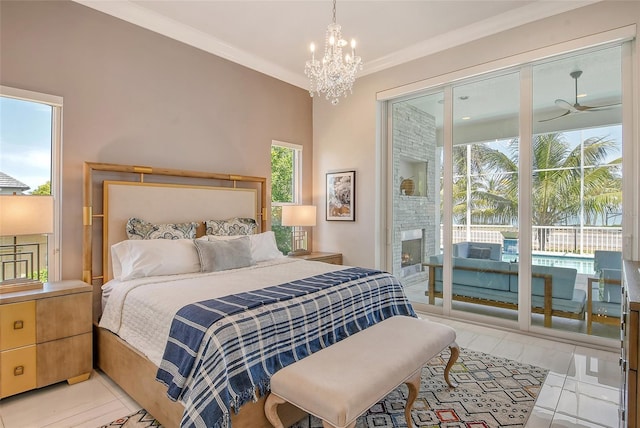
[450,225,622,255]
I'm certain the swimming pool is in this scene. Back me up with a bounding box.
[502,254,595,275]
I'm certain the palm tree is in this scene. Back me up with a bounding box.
[452,141,518,225]
[453,133,621,251]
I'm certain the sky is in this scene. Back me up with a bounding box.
[0,96,52,193]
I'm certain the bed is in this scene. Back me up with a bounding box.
[83,162,415,427]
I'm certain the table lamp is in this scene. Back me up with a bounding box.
[0,194,54,293]
[281,205,316,256]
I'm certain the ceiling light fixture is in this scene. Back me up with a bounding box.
[304,0,362,105]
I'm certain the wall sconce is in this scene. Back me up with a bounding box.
[0,195,54,293]
[281,205,316,256]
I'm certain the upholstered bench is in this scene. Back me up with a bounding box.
[264,316,458,428]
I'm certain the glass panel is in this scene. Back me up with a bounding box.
[271,145,295,204]
[390,92,443,308]
[270,144,297,254]
[451,72,520,322]
[0,96,53,282]
[531,46,622,337]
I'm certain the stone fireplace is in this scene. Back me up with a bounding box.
[391,102,437,287]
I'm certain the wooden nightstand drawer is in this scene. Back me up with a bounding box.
[37,332,92,387]
[37,292,92,342]
[290,252,343,265]
[318,255,343,265]
[0,345,37,398]
[0,301,36,351]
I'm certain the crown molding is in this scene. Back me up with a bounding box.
[362,0,602,77]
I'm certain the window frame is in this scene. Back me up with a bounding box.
[271,141,303,254]
[0,85,63,282]
[271,140,303,207]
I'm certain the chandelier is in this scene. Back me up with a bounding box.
[304,0,362,105]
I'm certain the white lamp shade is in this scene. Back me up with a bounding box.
[281,205,317,227]
[0,195,54,236]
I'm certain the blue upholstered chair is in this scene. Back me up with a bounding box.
[587,250,622,334]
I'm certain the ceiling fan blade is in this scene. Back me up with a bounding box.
[576,102,622,112]
[554,99,577,112]
[545,71,618,122]
[538,109,571,123]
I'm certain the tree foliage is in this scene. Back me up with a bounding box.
[31,181,51,195]
[453,132,622,250]
[271,146,293,203]
[271,146,294,254]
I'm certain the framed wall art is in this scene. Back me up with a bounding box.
[326,170,355,221]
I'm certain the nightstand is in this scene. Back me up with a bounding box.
[290,252,343,265]
[0,280,92,399]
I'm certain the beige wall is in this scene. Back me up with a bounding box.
[0,1,313,279]
[312,1,640,268]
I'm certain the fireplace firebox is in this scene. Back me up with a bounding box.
[400,229,423,278]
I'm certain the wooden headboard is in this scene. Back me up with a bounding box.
[83,162,267,321]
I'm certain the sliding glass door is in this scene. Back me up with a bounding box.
[387,41,627,342]
[389,92,443,309]
[531,45,623,337]
[449,72,520,325]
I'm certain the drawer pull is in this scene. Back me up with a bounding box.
[14,366,24,376]
[13,320,24,330]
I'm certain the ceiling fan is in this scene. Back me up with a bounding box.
[539,70,621,122]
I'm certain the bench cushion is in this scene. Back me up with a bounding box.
[269,316,456,428]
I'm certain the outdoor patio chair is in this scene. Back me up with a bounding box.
[587,250,622,334]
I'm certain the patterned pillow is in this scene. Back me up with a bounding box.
[205,217,257,236]
[126,217,198,240]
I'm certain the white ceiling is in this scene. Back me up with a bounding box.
[73,0,601,89]
[74,0,623,134]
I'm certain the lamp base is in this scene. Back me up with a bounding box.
[0,278,43,294]
[288,249,311,256]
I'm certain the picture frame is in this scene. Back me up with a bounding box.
[326,170,355,221]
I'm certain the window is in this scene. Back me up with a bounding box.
[271,141,302,254]
[0,86,62,282]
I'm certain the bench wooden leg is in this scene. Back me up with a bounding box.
[404,369,422,428]
[444,343,459,388]
[264,392,286,428]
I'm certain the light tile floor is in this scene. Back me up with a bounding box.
[0,313,621,428]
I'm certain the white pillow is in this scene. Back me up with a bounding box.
[200,231,284,262]
[250,231,284,262]
[111,246,123,280]
[111,239,201,281]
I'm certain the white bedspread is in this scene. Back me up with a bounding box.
[99,258,345,366]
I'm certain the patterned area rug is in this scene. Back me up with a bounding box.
[99,409,160,427]
[100,348,547,428]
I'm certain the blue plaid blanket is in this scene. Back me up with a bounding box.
[156,267,415,428]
